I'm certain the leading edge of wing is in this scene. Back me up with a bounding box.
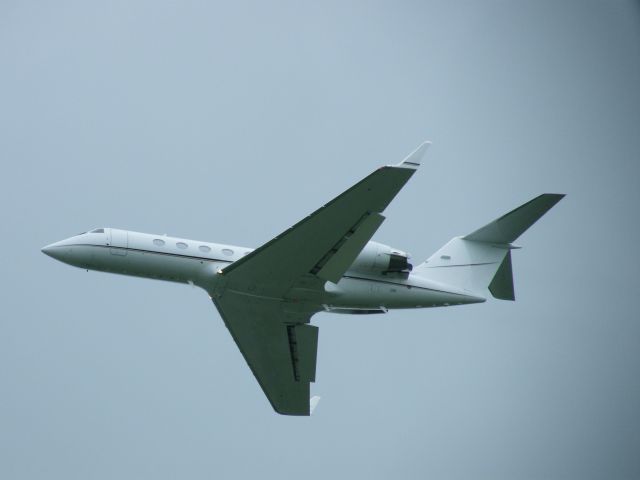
[220,141,430,289]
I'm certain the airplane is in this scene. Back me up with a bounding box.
[42,142,564,416]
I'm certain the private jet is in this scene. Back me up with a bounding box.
[42,142,564,415]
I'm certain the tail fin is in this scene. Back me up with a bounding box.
[414,194,564,300]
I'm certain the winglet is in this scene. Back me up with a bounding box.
[394,141,431,170]
[310,396,321,415]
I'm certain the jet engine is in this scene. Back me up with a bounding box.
[348,241,412,276]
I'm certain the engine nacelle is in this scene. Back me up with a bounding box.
[348,241,412,275]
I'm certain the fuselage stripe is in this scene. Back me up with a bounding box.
[342,275,474,298]
[61,243,234,264]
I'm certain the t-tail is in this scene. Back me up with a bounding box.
[413,194,565,300]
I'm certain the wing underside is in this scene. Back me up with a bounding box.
[220,142,429,298]
[211,142,429,415]
[213,294,319,415]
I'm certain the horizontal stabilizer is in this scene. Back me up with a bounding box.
[464,193,565,244]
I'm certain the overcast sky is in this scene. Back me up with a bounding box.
[1,1,639,479]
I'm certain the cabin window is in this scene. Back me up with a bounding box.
[199,245,211,253]
[176,242,188,249]
[222,248,234,256]
[153,239,165,246]
[90,228,105,233]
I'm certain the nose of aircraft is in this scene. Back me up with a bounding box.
[41,242,63,260]
[41,239,77,263]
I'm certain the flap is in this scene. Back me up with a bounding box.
[314,212,385,283]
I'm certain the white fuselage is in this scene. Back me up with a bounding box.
[42,228,485,312]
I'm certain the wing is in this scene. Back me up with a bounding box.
[213,292,320,416]
[220,141,429,298]
[212,142,429,415]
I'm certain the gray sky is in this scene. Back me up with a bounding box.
[2,1,639,479]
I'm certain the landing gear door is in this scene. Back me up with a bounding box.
[110,229,128,256]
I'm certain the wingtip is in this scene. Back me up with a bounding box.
[542,193,566,204]
[310,395,321,415]
[395,140,431,169]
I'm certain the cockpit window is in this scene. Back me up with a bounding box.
[90,228,105,233]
